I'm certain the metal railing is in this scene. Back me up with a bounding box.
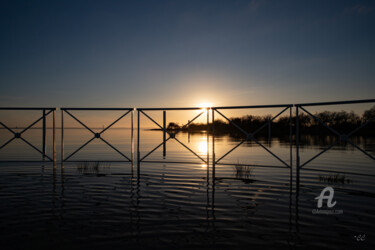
[212,104,293,168]
[0,99,373,168]
[295,99,375,173]
[61,108,134,162]
[137,107,209,164]
[0,107,56,162]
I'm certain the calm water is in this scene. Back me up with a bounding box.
[0,128,374,249]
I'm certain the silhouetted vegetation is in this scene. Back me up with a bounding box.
[160,106,375,137]
[76,161,111,175]
[233,163,254,179]
[318,174,352,184]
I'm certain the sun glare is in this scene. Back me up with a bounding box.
[198,102,212,109]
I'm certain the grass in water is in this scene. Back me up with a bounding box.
[233,161,254,179]
[76,161,111,175]
[318,174,352,184]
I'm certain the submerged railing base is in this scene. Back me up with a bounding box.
[0,107,56,163]
[60,108,134,163]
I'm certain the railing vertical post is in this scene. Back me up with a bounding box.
[61,110,64,165]
[163,110,166,158]
[296,106,300,188]
[131,109,134,163]
[268,117,271,146]
[207,109,209,165]
[212,108,215,179]
[42,109,46,160]
[137,109,140,177]
[289,107,293,168]
[296,106,300,167]
[212,108,216,210]
[53,109,56,166]
[288,106,293,235]
[137,109,140,162]
[188,120,190,143]
[289,106,293,222]
[295,105,300,236]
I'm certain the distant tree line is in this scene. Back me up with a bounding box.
[164,106,375,137]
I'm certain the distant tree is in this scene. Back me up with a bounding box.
[276,116,290,126]
[315,110,360,126]
[263,114,272,122]
[363,105,375,121]
[316,111,333,125]
[298,113,312,127]
[346,111,361,124]
[213,119,227,127]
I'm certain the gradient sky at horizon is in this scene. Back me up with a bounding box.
[1,0,374,110]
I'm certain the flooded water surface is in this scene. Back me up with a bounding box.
[0,129,374,249]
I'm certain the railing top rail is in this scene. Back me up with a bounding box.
[212,104,293,110]
[0,107,56,110]
[138,107,204,111]
[295,99,375,107]
[61,108,134,111]
[3,99,374,111]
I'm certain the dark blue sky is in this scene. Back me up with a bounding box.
[1,0,374,108]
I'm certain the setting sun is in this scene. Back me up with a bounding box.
[198,102,212,109]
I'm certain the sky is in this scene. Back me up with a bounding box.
[0,0,374,111]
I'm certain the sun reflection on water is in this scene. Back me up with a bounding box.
[197,137,209,155]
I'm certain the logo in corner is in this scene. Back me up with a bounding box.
[315,186,336,208]
[312,186,343,215]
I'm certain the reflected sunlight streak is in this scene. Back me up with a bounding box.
[197,138,208,155]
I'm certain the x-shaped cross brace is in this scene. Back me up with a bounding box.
[297,106,374,168]
[0,109,54,161]
[63,110,132,162]
[213,107,291,168]
[138,110,208,163]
